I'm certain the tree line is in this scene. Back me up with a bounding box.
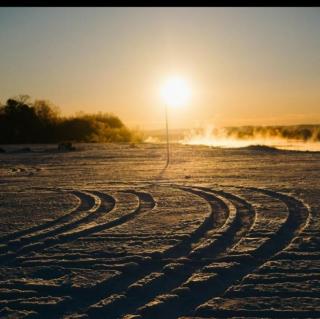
[0,95,142,144]
[223,125,320,142]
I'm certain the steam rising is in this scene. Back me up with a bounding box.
[181,125,320,151]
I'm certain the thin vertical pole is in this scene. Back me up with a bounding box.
[165,104,170,167]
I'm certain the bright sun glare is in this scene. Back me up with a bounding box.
[161,76,191,108]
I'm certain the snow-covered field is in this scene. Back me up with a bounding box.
[0,143,320,319]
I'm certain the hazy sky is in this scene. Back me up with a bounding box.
[0,7,320,130]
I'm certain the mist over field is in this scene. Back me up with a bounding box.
[146,125,320,152]
[189,124,320,142]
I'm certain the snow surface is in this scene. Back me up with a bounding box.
[0,143,319,318]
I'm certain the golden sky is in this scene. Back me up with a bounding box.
[0,8,320,129]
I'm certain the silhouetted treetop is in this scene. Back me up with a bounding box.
[0,96,142,144]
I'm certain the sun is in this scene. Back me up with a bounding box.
[160,76,191,108]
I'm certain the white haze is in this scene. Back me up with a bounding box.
[180,126,320,152]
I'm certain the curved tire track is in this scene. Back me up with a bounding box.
[2,190,156,266]
[0,185,311,319]
[120,186,309,319]
[0,190,95,244]
[83,186,256,319]
[192,188,309,317]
